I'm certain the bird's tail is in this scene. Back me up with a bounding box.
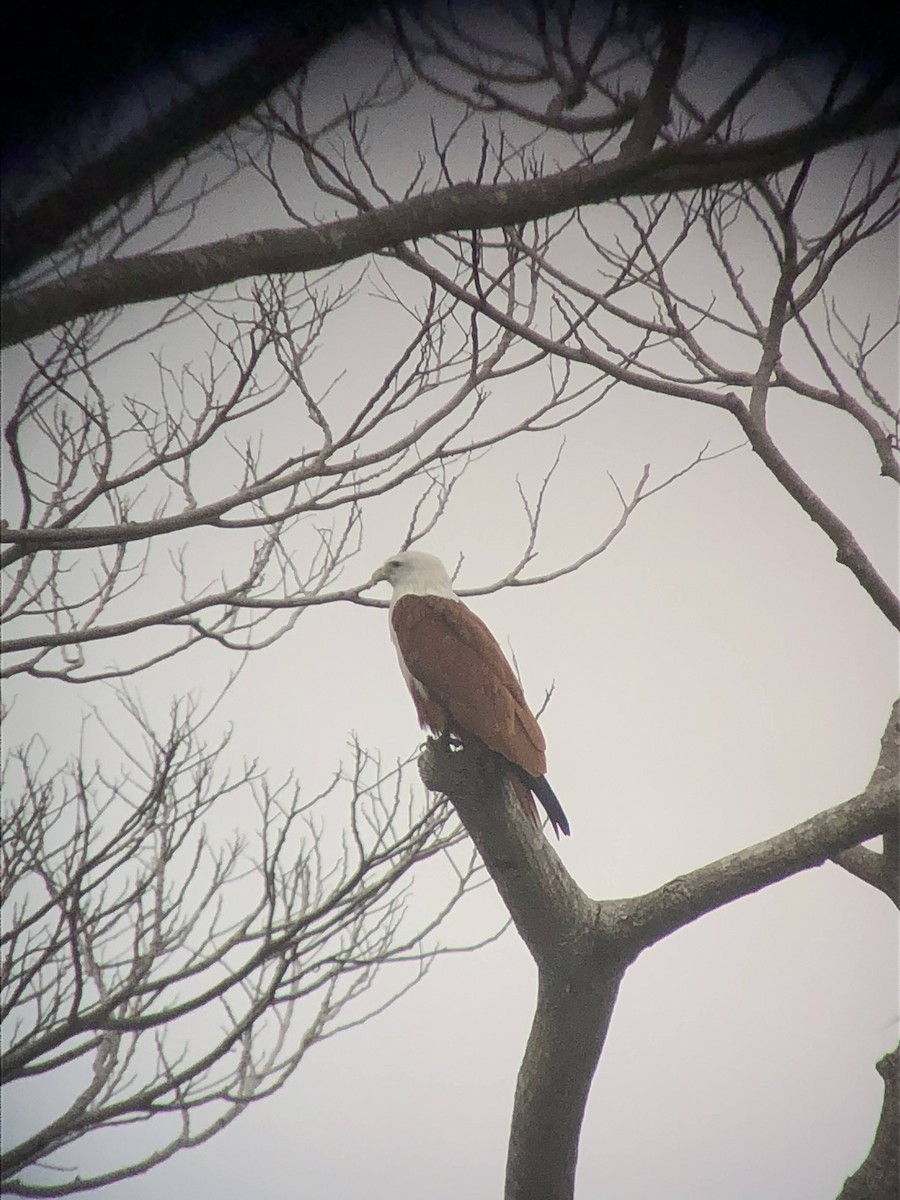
[514,769,570,838]
[509,773,540,829]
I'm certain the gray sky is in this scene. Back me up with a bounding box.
[2,12,898,1198]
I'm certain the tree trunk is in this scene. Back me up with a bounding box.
[506,967,622,1200]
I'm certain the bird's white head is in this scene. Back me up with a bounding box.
[370,551,458,604]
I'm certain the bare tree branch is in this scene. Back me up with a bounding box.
[837,1046,899,1200]
[618,7,688,160]
[4,78,897,345]
[1,698,481,1195]
[1,8,377,285]
[618,784,895,949]
[833,696,900,905]
[418,693,899,1200]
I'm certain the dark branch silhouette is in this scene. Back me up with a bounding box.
[1,6,377,286]
[3,76,897,345]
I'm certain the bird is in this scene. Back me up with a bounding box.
[371,551,570,837]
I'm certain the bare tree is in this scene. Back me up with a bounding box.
[2,8,898,347]
[1,689,489,1194]
[2,2,897,1197]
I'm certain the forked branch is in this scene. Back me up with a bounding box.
[419,695,899,1200]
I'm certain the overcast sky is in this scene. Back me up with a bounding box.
[2,9,898,1198]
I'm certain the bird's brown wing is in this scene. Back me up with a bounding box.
[391,594,546,778]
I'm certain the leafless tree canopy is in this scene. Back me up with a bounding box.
[2,2,898,1197]
[2,688,490,1195]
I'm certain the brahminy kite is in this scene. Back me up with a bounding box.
[372,551,570,837]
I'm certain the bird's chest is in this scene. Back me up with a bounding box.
[390,623,430,699]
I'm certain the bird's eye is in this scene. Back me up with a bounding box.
[389,559,400,568]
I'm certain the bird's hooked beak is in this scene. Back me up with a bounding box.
[368,563,390,588]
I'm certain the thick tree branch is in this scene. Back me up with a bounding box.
[418,740,595,967]
[618,8,688,160]
[837,1046,899,1200]
[416,701,897,1200]
[3,86,897,346]
[833,697,900,904]
[617,786,895,950]
[832,845,899,905]
[1,9,374,285]
[618,698,899,948]
[419,740,626,1200]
